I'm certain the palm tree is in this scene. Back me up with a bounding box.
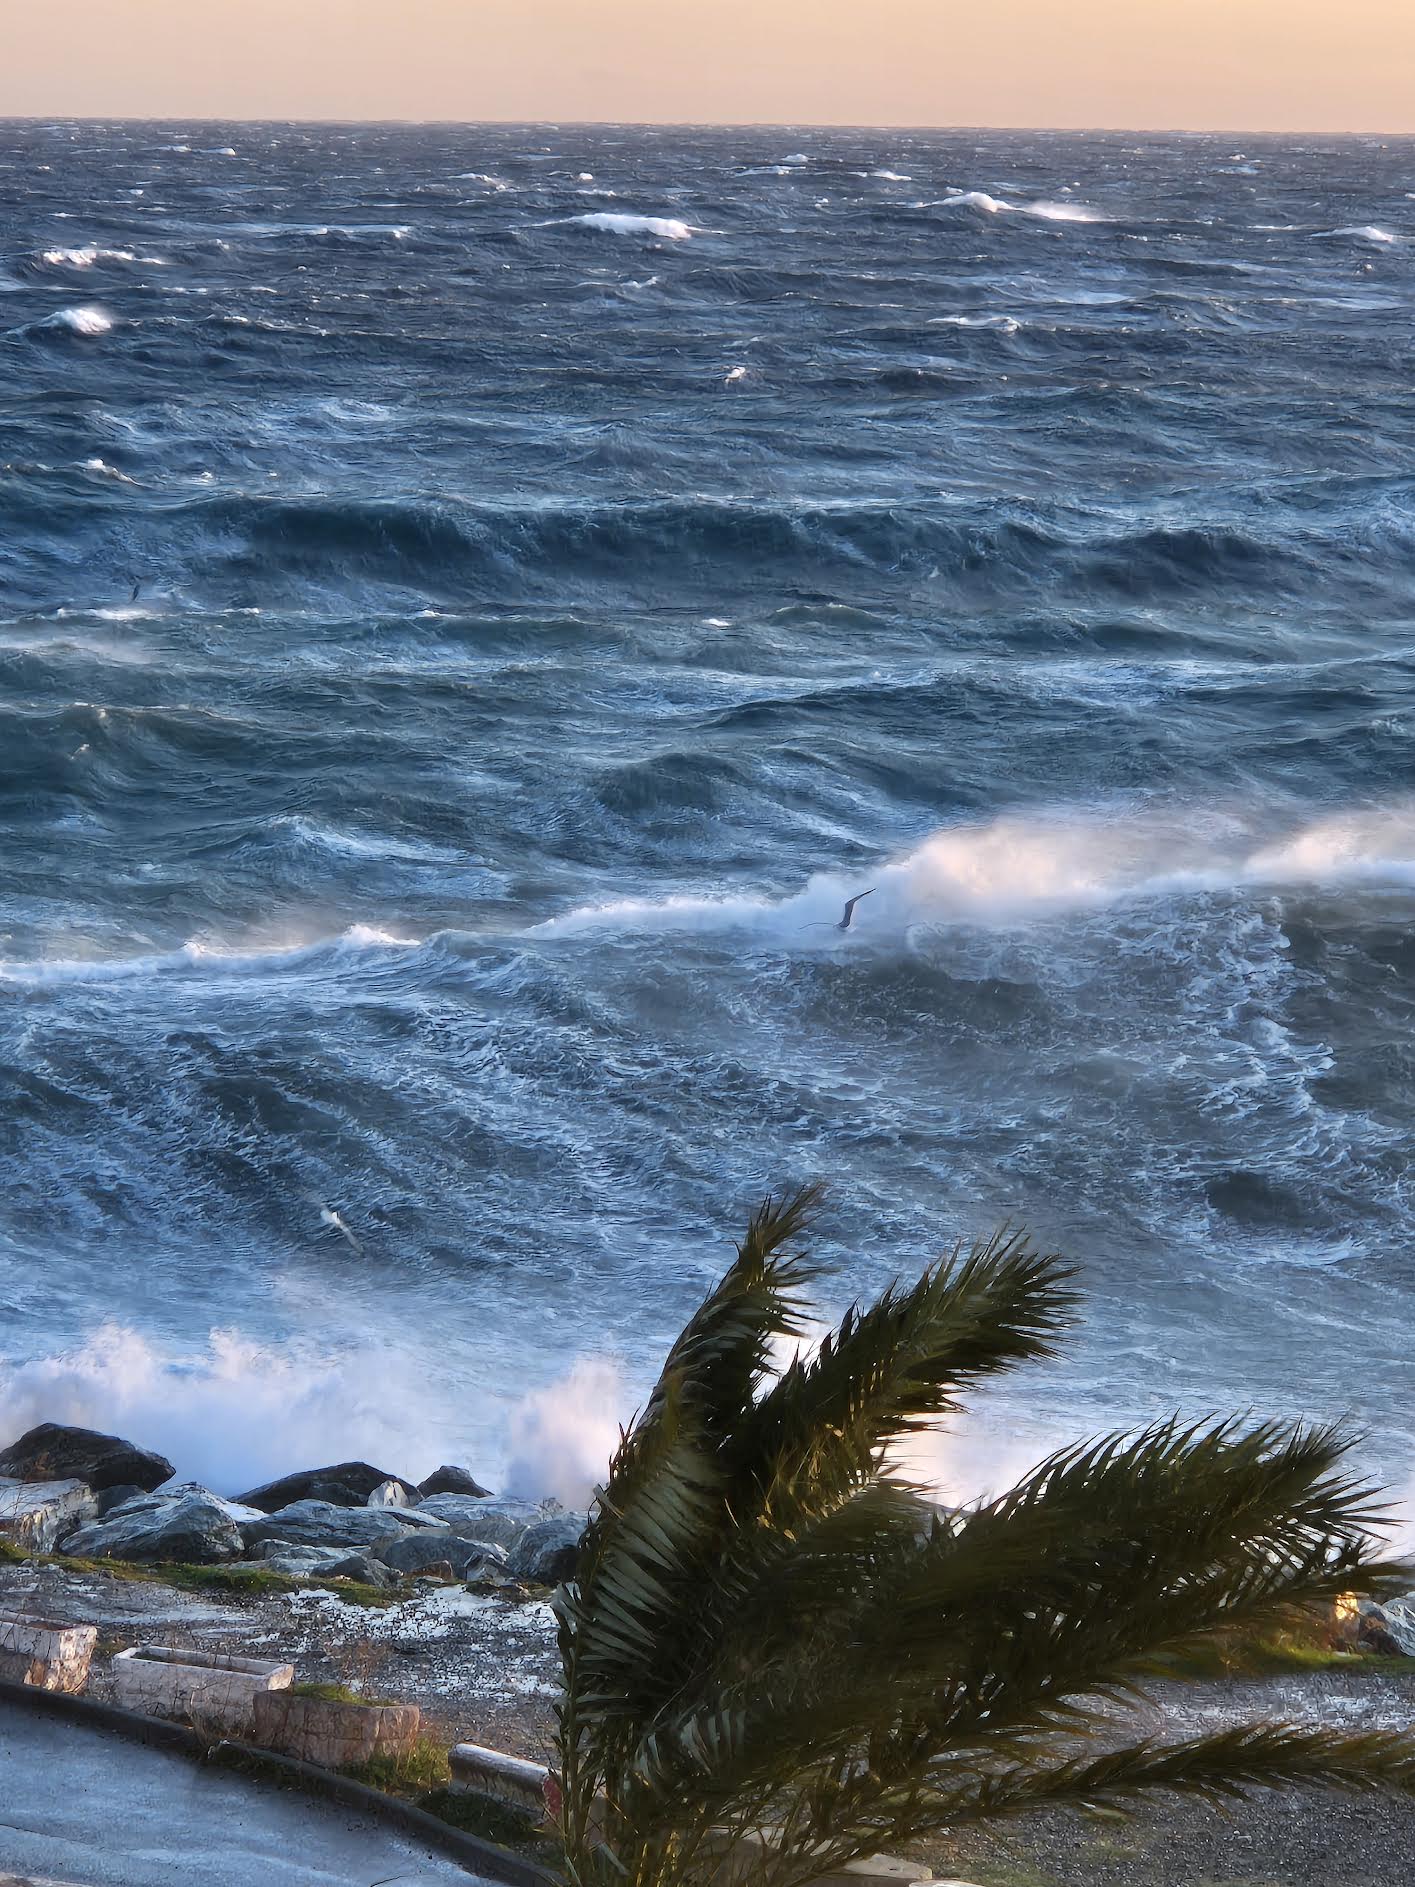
[553,1186,1415,1887]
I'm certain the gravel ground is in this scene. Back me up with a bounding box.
[3,1560,1412,1884]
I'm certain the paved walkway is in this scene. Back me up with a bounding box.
[0,1702,490,1886]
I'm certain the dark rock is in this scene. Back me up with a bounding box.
[62,1483,245,1563]
[417,1465,491,1499]
[321,1551,397,1590]
[505,1513,586,1585]
[240,1499,442,1553]
[377,1531,509,1580]
[0,1422,173,1493]
[236,1461,419,1513]
[93,1483,148,1518]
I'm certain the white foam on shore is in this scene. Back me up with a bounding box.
[0,1325,447,1495]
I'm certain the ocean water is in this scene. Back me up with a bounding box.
[1,122,1413,1498]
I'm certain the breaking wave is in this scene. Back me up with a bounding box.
[558,212,696,240]
[537,803,1415,940]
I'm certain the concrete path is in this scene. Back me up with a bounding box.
[0,1702,490,1886]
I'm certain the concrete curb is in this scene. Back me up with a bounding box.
[0,1678,556,1887]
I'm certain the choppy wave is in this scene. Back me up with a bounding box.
[4,121,1415,1491]
[0,923,419,989]
[43,303,114,336]
[539,802,1415,940]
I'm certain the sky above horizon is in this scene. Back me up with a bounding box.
[4,0,1415,131]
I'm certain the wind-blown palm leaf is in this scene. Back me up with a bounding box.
[554,1190,1415,1887]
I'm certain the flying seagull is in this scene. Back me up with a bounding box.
[304,1192,364,1255]
[836,888,875,931]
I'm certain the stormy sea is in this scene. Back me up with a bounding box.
[1,121,1412,1503]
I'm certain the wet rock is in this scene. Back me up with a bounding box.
[1384,1595,1415,1655]
[416,1494,544,1547]
[0,1476,98,1554]
[417,1465,491,1499]
[62,1483,245,1563]
[236,1461,419,1512]
[378,1531,509,1580]
[0,1422,173,1493]
[505,1514,586,1585]
[240,1498,442,1554]
[1333,1593,1415,1658]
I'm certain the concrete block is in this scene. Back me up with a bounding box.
[0,1477,97,1554]
[251,1690,422,1768]
[111,1644,294,1732]
[705,1826,936,1887]
[449,1742,554,1823]
[0,1613,98,1692]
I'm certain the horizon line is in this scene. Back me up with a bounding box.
[2,113,1413,140]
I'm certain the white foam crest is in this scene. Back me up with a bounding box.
[935,191,1104,223]
[1318,224,1398,243]
[80,456,136,482]
[455,172,512,190]
[559,212,696,241]
[0,1325,450,1497]
[872,169,912,181]
[46,305,113,336]
[0,923,420,988]
[929,312,1021,333]
[536,802,1415,943]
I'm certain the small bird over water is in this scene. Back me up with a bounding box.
[837,888,875,931]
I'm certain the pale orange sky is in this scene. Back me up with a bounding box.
[4,0,1415,131]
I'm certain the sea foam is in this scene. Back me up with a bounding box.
[535,801,1415,942]
[561,212,696,241]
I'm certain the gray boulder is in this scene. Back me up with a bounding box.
[236,1461,419,1512]
[415,1494,544,1547]
[321,1551,397,1590]
[240,1498,443,1554]
[62,1483,244,1563]
[0,1476,98,1553]
[0,1422,173,1493]
[377,1531,509,1580]
[506,1514,586,1585]
[417,1465,491,1499]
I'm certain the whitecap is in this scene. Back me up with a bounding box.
[935,191,1104,222]
[1317,224,1398,244]
[928,312,1021,333]
[535,801,1415,942]
[0,923,420,988]
[872,169,912,181]
[47,305,113,336]
[556,212,696,241]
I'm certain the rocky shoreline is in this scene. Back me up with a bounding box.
[0,1419,586,1597]
[4,1419,1415,1886]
